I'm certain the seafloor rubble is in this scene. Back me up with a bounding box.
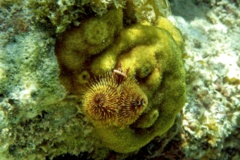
[170,0,240,159]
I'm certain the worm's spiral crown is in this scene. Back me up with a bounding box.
[83,69,148,127]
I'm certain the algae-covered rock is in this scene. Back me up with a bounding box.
[26,0,170,33]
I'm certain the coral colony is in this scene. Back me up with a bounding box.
[56,8,186,153]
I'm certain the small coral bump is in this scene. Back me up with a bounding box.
[83,19,109,45]
[76,70,91,84]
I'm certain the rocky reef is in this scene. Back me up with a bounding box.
[1,0,239,159]
[0,0,186,159]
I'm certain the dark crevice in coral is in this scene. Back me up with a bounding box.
[50,152,94,160]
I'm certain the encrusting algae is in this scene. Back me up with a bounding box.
[56,8,186,153]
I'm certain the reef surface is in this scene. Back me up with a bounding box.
[0,0,239,160]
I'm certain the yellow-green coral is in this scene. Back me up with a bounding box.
[55,9,123,72]
[55,8,186,153]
